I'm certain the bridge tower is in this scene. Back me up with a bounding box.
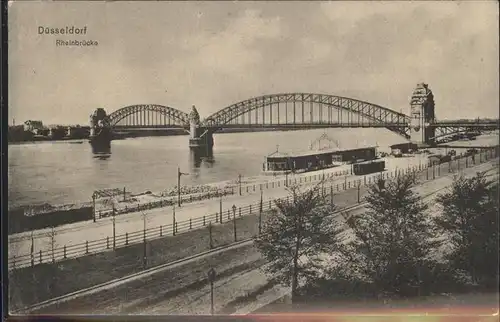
[188,105,214,149]
[409,83,435,147]
[89,108,112,148]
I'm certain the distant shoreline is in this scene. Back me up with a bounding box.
[7,127,337,145]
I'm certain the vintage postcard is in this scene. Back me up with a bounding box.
[6,0,499,319]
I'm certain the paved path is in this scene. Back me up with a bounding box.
[9,155,432,258]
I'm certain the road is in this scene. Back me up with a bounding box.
[9,155,434,258]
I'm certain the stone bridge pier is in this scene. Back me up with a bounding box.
[89,108,112,150]
[188,105,214,150]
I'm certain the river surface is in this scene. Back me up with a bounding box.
[8,128,412,208]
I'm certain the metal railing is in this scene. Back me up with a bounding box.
[8,147,498,270]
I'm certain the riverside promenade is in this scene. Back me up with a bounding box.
[9,155,431,264]
[8,141,498,268]
[19,157,499,315]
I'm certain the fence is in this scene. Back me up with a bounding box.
[95,188,236,219]
[94,168,357,219]
[8,147,498,270]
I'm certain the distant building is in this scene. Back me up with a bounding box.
[23,120,44,133]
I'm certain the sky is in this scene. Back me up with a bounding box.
[8,1,499,125]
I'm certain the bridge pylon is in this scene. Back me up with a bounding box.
[409,83,436,147]
[188,105,214,150]
[89,108,112,149]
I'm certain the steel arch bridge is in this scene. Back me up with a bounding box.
[96,93,498,145]
[202,93,411,138]
[107,104,190,129]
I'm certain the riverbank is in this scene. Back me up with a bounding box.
[9,146,499,255]
[11,157,498,314]
[8,133,498,232]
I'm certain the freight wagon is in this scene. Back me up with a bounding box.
[353,159,386,175]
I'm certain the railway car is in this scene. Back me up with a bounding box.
[353,159,385,175]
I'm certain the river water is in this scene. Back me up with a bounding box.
[8,128,409,208]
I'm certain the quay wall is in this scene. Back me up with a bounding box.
[9,207,93,234]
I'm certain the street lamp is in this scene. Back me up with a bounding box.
[285,158,292,187]
[112,205,116,249]
[259,189,263,235]
[238,174,242,195]
[357,180,361,203]
[219,195,223,223]
[232,204,237,242]
[142,212,147,269]
[177,167,189,207]
[30,231,35,267]
[207,268,217,315]
[92,192,96,222]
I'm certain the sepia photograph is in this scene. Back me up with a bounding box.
[5,0,500,319]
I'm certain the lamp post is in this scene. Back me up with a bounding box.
[259,189,263,235]
[219,195,223,223]
[112,205,116,249]
[285,158,292,187]
[172,205,176,236]
[30,231,35,267]
[142,212,147,269]
[232,205,237,242]
[92,192,96,222]
[357,180,361,203]
[177,167,189,207]
[207,268,217,315]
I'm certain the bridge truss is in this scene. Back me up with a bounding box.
[203,93,411,139]
[107,104,190,129]
[431,121,499,141]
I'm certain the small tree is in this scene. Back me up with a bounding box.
[338,173,441,297]
[254,182,345,302]
[435,172,499,286]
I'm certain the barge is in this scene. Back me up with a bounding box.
[263,145,378,174]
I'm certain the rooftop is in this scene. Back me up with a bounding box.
[267,145,377,159]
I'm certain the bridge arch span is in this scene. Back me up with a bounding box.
[107,104,190,128]
[202,93,411,138]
